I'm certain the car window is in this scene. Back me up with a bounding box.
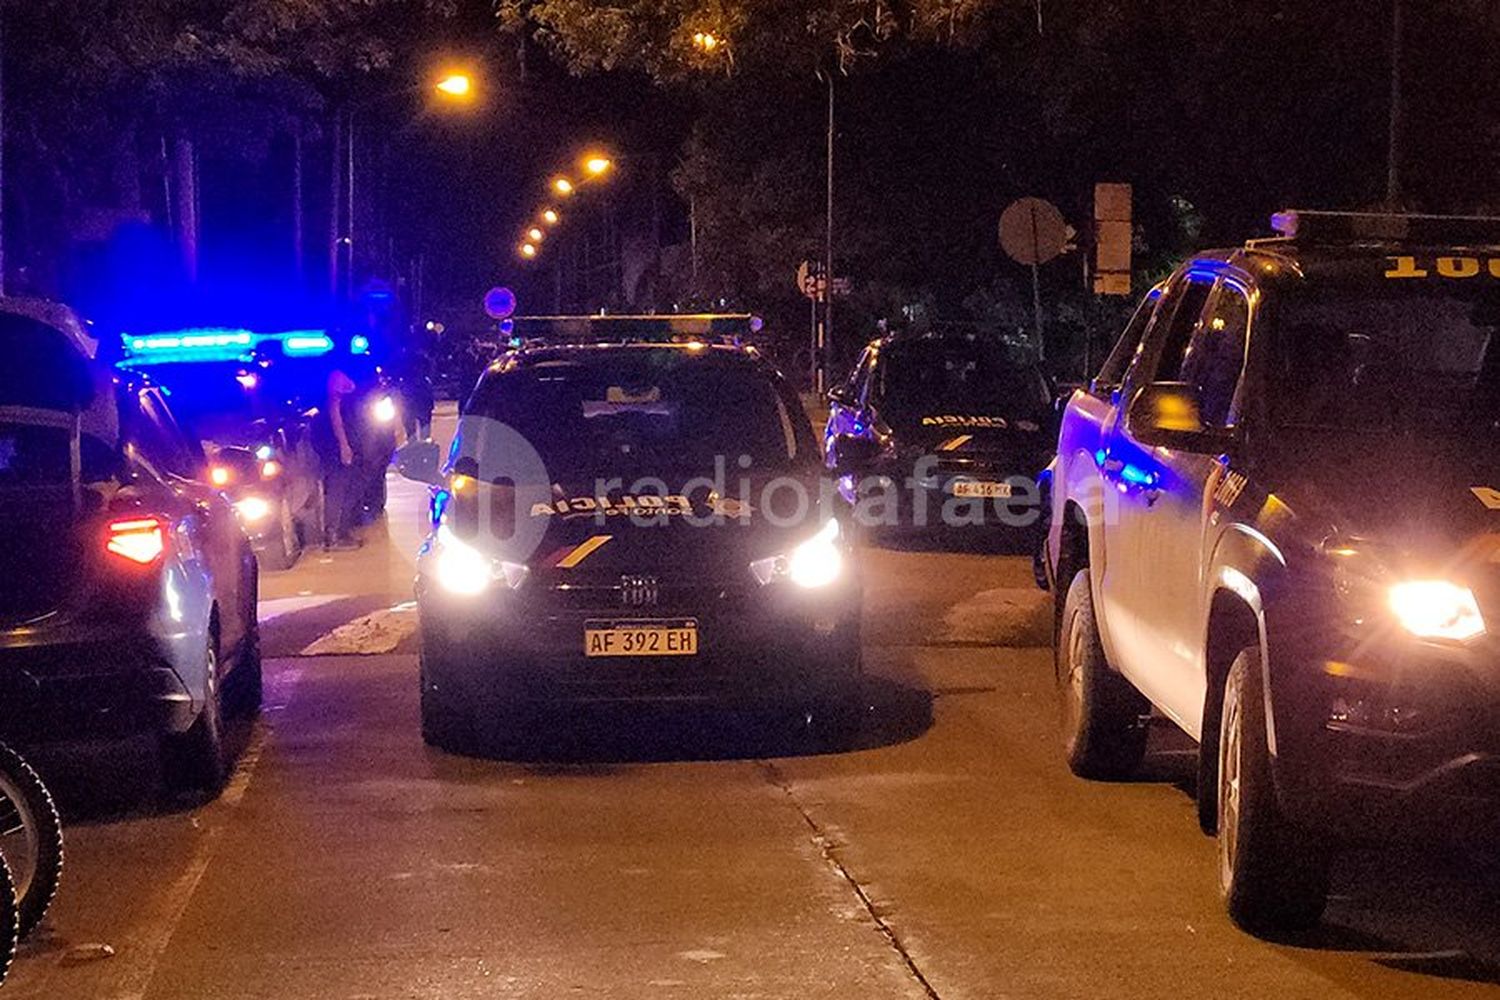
[1095,287,1161,391]
[1144,272,1216,383]
[466,352,801,476]
[132,390,203,480]
[1180,282,1251,427]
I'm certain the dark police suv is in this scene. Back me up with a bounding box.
[401,319,862,749]
[0,301,260,795]
[1042,211,1500,934]
[826,329,1053,535]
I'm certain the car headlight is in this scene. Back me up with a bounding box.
[434,525,528,596]
[234,496,273,524]
[373,395,397,424]
[750,519,844,589]
[1388,580,1486,642]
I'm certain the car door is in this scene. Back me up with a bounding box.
[137,388,249,658]
[1097,268,1216,727]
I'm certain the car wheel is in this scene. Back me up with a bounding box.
[1217,647,1331,935]
[1056,568,1149,780]
[419,652,474,753]
[162,630,229,798]
[0,856,16,986]
[0,744,64,940]
[257,499,298,572]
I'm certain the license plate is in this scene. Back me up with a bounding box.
[584,619,699,658]
[949,480,1012,498]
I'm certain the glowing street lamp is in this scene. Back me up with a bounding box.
[584,155,613,177]
[542,208,560,225]
[435,73,474,99]
[553,177,575,196]
[527,227,544,242]
[520,243,538,258]
[693,32,721,51]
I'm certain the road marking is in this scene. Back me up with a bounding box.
[106,666,304,1000]
[258,594,347,622]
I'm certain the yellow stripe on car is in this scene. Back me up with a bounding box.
[937,434,973,451]
[556,534,614,569]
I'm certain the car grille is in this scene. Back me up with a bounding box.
[534,581,752,616]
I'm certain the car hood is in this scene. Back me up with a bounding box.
[881,411,1050,456]
[1262,432,1500,564]
[445,470,839,582]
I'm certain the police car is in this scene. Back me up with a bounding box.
[826,329,1054,536]
[400,318,863,748]
[0,300,260,795]
[1042,211,1500,933]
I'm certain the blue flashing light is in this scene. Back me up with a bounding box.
[1094,448,1107,467]
[1120,463,1158,488]
[284,334,334,356]
[255,445,274,461]
[351,335,371,355]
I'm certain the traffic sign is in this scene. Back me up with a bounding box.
[484,286,517,320]
[999,197,1068,266]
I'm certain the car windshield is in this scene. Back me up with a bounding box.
[876,340,1048,421]
[1273,283,1500,435]
[465,351,800,476]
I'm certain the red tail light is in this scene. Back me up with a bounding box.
[107,517,167,565]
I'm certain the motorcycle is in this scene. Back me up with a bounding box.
[0,743,63,941]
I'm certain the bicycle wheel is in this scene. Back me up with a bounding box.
[0,856,17,985]
[0,744,63,939]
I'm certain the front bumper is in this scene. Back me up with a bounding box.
[1265,612,1500,845]
[417,575,862,710]
[0,627,195,743]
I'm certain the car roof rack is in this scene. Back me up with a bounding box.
[1252,209,1500,247]
[509,313,760,348]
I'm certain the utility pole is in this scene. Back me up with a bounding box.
[1386,0,1403,208]
[0,3,8,297]
[821,69,834,396]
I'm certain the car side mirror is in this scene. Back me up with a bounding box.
[395,439,443,486]
[832,434,881,474]
[1125,382,1234,453]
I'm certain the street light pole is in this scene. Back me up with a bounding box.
[821,69,834,396]
[1385,0,1403,208]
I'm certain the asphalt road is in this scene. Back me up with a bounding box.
[5,409,1500,999]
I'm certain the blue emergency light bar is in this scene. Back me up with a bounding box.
[118,328,365,366]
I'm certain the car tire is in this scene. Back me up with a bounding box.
[0,744,64,940]
[419,652,474,753]
[1056,568,1149,780]
[256,499,298,572]
[0,857,16,986]
[162,630,229,799]
[232,619,264,718]
[1217,647,1331,936]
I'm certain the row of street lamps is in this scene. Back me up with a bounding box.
[516,155,614,260]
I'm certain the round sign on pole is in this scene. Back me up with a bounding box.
[999,197,1068,266]
[484,286,517,320]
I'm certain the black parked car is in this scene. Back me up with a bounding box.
[399,329,863,749]
[0,300,260,795]
[825,330,1055,536]
[1042,210,1500,933]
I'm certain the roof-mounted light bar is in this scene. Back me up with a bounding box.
[1269,209,1500,246]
